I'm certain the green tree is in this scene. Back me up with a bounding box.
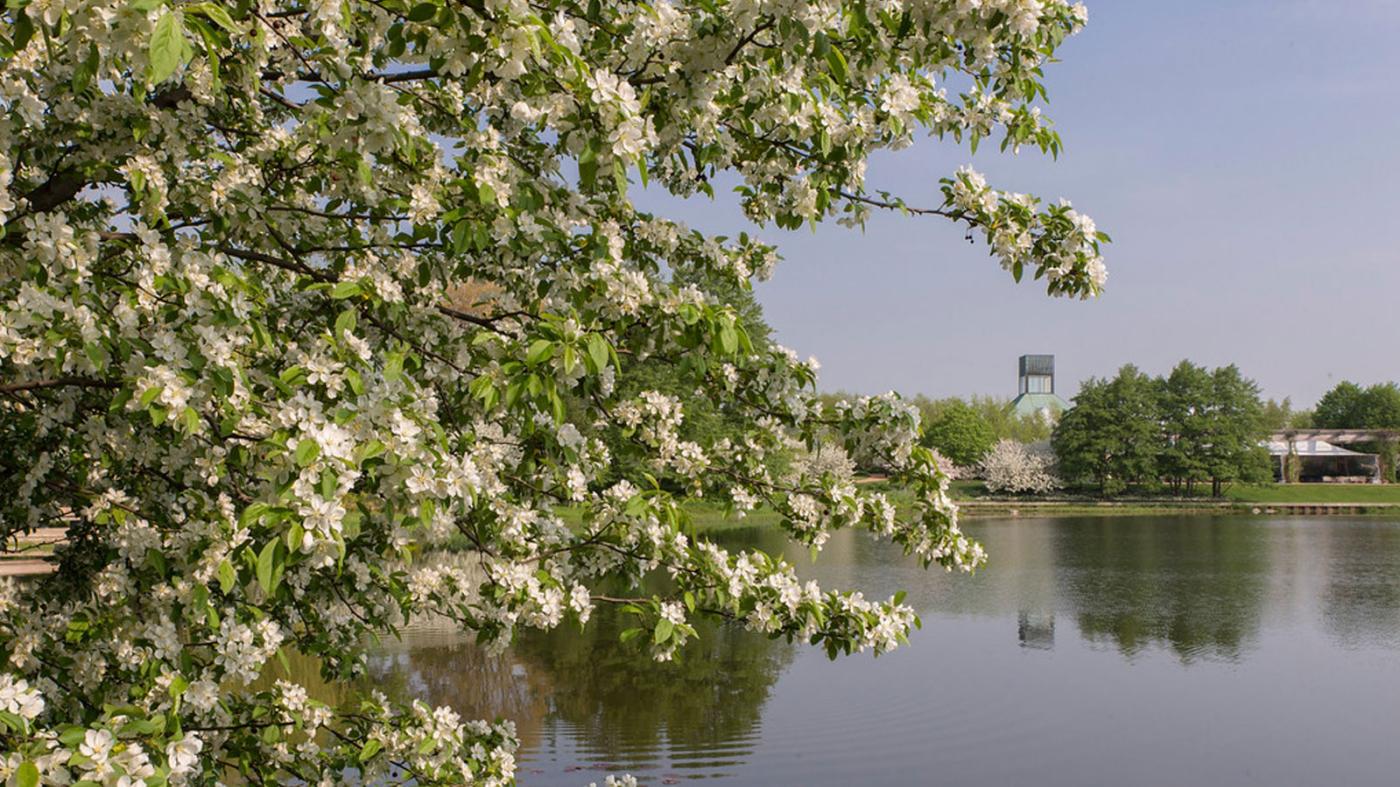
[1314,381,1400,482]
[1052,365,1161,495]
[970,394,1056,443]
[906,394,1053,446]
[1201,365,1271,496]
[1157,360,1213,495]
[1314,381,1370,428]
[921,400,997,466]
[1369,384,1400,429]
[1261,397,1311,431]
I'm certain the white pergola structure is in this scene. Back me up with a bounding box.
[1269,429,1400,483]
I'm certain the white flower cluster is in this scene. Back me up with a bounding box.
[0,674,43,720]
[948,166,1107,298]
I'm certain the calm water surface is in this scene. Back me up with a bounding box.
[364,516,1400,785]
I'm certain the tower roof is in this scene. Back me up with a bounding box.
[1019,354,1055,376]
[1011,392,1069,418]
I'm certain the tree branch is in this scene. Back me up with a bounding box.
[15,87,192,216]
[0,377,119,394]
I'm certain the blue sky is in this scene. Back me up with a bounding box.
[643,0,1400,407]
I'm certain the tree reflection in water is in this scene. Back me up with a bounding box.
[1051,517,1271,662]
[264,517,1400,785]
[355,592,795,778]
[1318,520,1400,649]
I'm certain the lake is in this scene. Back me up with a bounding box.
[358,516,1400,785]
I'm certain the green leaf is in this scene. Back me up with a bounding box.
[359,739,383,763]
[526,339,554,365]
[181,406,201,434]
[186,2,238,33]
[384,352,404,383]
[10,9,34,52]
[239,502,269,527]
[256,540,280,595]
[72,44,99,93]
[578,156,598,189]
[619,627,644,644]
[586,333,609,372]
[825,47,848,83]
[83,340,109,370]
[16,761,38,787]
[58,725,87,747]
[451,220,471,253]
[217,559,236,593]
[341,509,362,540]
[334,309,357,336]
[719,324,738,355]
[653,618,674,645]
[148,10,189,85]
[357,439,386,464]
[286,521,304,552]
[294,438,320,467]
[407,3,437,22]
[330,280,361,300]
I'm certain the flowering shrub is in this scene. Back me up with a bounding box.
[980,439,1062,495]
[931,449,964,482]
[0,0,1103,783]
[785,439,858,486]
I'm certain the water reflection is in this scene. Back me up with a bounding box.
[306,516,1400,785]
[1317,519,1400,649]
[358,607,794,781]
[1050,517,1270,662]
[1017,610,1055,650]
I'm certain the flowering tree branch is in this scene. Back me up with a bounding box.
[0,0,1103,784]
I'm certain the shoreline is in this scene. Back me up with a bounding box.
[954,499,1400,518]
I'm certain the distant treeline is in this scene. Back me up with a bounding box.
[1052,362,1271,497]
[816,392,1052,469]
[1050,369,1400,496]
[821,372,1400,495]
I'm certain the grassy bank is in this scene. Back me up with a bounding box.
[437,482,1400,552]
[1224,484,1400,504]
[688,482,1400,527]
[945,479,1400,506]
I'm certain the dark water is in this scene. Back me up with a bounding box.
[362,516,1400,785]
